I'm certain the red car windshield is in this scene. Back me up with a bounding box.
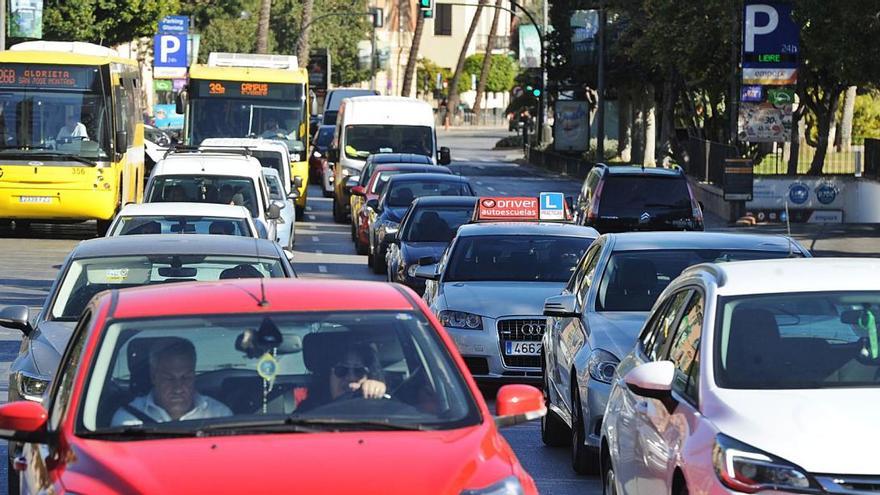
[77,311,480,435]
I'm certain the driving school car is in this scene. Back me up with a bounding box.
[0,279,543,495]
[417,195,598,382]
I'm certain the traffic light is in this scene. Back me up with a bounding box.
[418,0,432,10]
[422,9,433,18]
[370,7,384,28]
[525,84,541,98]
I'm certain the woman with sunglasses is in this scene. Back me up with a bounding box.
[299,342,387,411]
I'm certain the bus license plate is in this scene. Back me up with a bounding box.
[505,341,542,356]
[19,196,53,203]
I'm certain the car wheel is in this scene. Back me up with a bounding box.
[603,465,618,495]
[371,242,386,274]
[541,371,570,447]
[355,233,369,255]
[295,205,306,221]
[571,384,600,475]
[322,188,333,198]
[332,198,347,223]
[350,220,356,241]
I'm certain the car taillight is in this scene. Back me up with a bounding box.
[687,182,704,227]
[587,180,604,223]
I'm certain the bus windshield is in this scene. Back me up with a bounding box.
[0,64,111,161]
[187,80,306,153]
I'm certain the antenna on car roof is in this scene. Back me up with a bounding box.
[784,199,795,257]
[254,236,269,307]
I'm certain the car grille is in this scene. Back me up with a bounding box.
[816,475,880,494]
[497,318,545,369]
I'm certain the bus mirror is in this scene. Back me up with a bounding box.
[115,131,128,154]
[175,90,187,115]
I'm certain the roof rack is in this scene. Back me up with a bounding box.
[162,144,253,159]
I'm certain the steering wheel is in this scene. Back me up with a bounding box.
[57,136,87,144]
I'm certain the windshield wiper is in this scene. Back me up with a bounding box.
[79,425,200,439]
[26,151,97,166]
[284,416,434,431]
[0,145,51,150]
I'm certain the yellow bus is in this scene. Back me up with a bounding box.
[0,41,144,235]
[183,53,310,217]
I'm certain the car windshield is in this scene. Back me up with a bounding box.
[402,206,475,243]
[370,171,401,194]
[51,255,285,320]
[148,176,260,217]
[385,180,471,207]
[597,249,800,312]
[77,311,480,435]
[344,125,432,159]
[446,235,592,282]
[110,215,253,237]
[600,176,691,213]
[716,291,880,389]
[251,150,285,179]
[264,174,284,200]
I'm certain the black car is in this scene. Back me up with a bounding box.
[310,124,335,186]
[334,152,435,223]
[366,173,475,274]
[574,164,704,233]
[386,196,477,294]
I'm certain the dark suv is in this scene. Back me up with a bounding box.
[574,164,704,233]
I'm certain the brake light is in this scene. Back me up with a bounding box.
[587,180,604,223]
[687,182,704,227]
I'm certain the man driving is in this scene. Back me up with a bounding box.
[111,338,232,425]
[57,115,89,140]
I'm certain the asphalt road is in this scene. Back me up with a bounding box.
[0,127,877,494]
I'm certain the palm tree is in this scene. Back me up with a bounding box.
[295,0,315,63]
[447,0,487,123]
[401,7,425,97]
[473,0,502,120]
[256,0,272,54]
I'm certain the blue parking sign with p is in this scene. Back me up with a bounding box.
[154,34,188,67]
[539,192,565,220]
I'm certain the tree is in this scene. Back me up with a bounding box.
[463,54,516,92]
[43,0,179,46]
[416,58,452,97]
[402,12,426,97]
[296,0,316,63]
[447,0,486,120]
[256,0,272,53]
[473,0,502,118]
[837,86,857,152]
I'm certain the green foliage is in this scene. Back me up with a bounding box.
[199,15,265,59]
[416,58,452,97]
[42,0,179,46]
[463,54,518,93]
[853,92,880,144]
[271,0,373,86]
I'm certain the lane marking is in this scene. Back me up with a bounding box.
[318,265,328,273]
[476,181,484,186]
[306,206,313,212]
[311,236,320,242]
[487,186,496,192]
[315,250,323,255]
[308,215,316,221]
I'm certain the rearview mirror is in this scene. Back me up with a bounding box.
[438,146,451,165]
[624,361,677,413]
[543,294,578,317]
[158,266,198,278]
[175,89,187,115]
[292,176,304,189]
[267,202,282,220]
[351,185,366,197]
[115,130,128,154]
[0,305,32,336]
[345,176,360,189]
[494,384,546,428]
[413,263,439,281]
[288,190,300,200]
[841,309,865,325]
[0,401,48,443]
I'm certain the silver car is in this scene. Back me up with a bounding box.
[540,231,810,474]
[418,222,598,382]
[263,168,298,249]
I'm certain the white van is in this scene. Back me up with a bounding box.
[329,96,451,222]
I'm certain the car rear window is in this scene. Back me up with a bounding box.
[600,176,691,212]
[385,180,472,207]
[402,206,475,242]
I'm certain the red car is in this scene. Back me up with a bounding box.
[350,163,451,255]
[0,279,543,494]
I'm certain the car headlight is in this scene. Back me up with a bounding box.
[312,151,322,158]
[461,476,524,495]
[439,310,483,330]
[712,434,819,493]
[342,166,359,177]
[380,220,399,235]
[17,372,49,402]
[587,349,620,383]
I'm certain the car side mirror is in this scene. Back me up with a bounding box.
[0,305,32,336]
[288,190,300,200]
[624,361,677,413]
[327,148,339,162]
[543,294,578,317]
[351,185,366,197]
[267,202,282,220]
[175,89,187,115]
[0,401,49,443]
[365,198,379,211]
[494,384,546,428]
[438,146,451,165]
[115,130,128,154]
[345,176,360,189]
[413,263,439,281]
[418,256,436,266]
[292,176,304,189]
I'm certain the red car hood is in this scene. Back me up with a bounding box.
[64,425,524,494]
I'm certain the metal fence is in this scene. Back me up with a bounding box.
[526,146,593,179]
[686,138,738,185]
[436,108,508,127]
[755,140,864,175]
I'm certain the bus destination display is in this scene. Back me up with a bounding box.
[0,65,98,90]
[195,80,301,100]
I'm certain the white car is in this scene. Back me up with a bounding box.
[106,202,259,237]
[263,168,296,248]
[601,258,880,495]
[144,151,281,241]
